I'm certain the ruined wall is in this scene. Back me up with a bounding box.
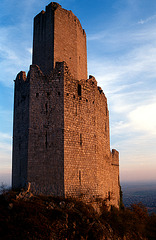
[13,63,66,196]
[12,72,30,188]
[64,67,98,198]
[110,149,120,208]
[33,2,87,80]
[12,61,120,207]
[27,64,65,195]
[63,62,120,207]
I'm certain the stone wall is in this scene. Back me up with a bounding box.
[12,62,119,206]
[63,63,119,207]
[27,64,65,196]
[12,72,30,188]
[33,2,87,80]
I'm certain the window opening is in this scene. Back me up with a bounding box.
[45,131,48,149]
[45,103,48,114]
[79,170,81,185]
[80,133,82,146]
[108,191,111,201]
[78,84,81,96]
[76,105,77,116]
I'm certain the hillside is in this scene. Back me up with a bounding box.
[0,190,156,240]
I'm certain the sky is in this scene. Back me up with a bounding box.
[0,0,156,186]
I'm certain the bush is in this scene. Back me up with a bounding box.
[0,190,156,240]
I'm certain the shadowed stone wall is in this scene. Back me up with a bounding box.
[12,71,29,188]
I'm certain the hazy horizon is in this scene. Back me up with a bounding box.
[1,171,156,188]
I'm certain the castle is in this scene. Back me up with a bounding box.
[12,2,120,208]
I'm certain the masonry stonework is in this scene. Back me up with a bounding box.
[33,2,87,80]
[12,2,120,208]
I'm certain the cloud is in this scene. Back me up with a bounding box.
[0,26,32,86]
[0,132,11,140]
[138,14,156,25]
[129,102,156,135]
[0,131,12,155]
[110,99,156,137]
[88,45,156,98]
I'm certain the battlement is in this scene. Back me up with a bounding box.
[16,71,27,82]
[112,149,119,166]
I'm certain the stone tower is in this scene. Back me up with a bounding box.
[12,2,120,208]
[32,2,87,80]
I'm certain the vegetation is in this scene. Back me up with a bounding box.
[0,190,156,240]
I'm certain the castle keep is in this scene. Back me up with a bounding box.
[12,2,120,208]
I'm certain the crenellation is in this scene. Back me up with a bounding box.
[112,149,119,166]
[12,2,120,209]
[16,71,27,82]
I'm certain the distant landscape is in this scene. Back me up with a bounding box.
[121,182,156,214]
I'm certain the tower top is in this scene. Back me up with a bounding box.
[32,2,87,80]
[46,2,61,10]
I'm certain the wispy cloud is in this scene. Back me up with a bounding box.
[87,9,156,182]
[129,102,156,135]
[0,132,11,141]
[138,14,156,25]
[0,131,12,152]
[111,100,156,134]
[0,25,32,86]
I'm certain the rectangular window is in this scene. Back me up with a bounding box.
[79,170,81,185]
[108,191,111,201]
[45,131,48,149]
[45,103,48,115]
[78,84,81,96]
[76,105,77,116]
[80,133,82,146]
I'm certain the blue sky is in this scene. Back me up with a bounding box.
[0,0,156,185]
